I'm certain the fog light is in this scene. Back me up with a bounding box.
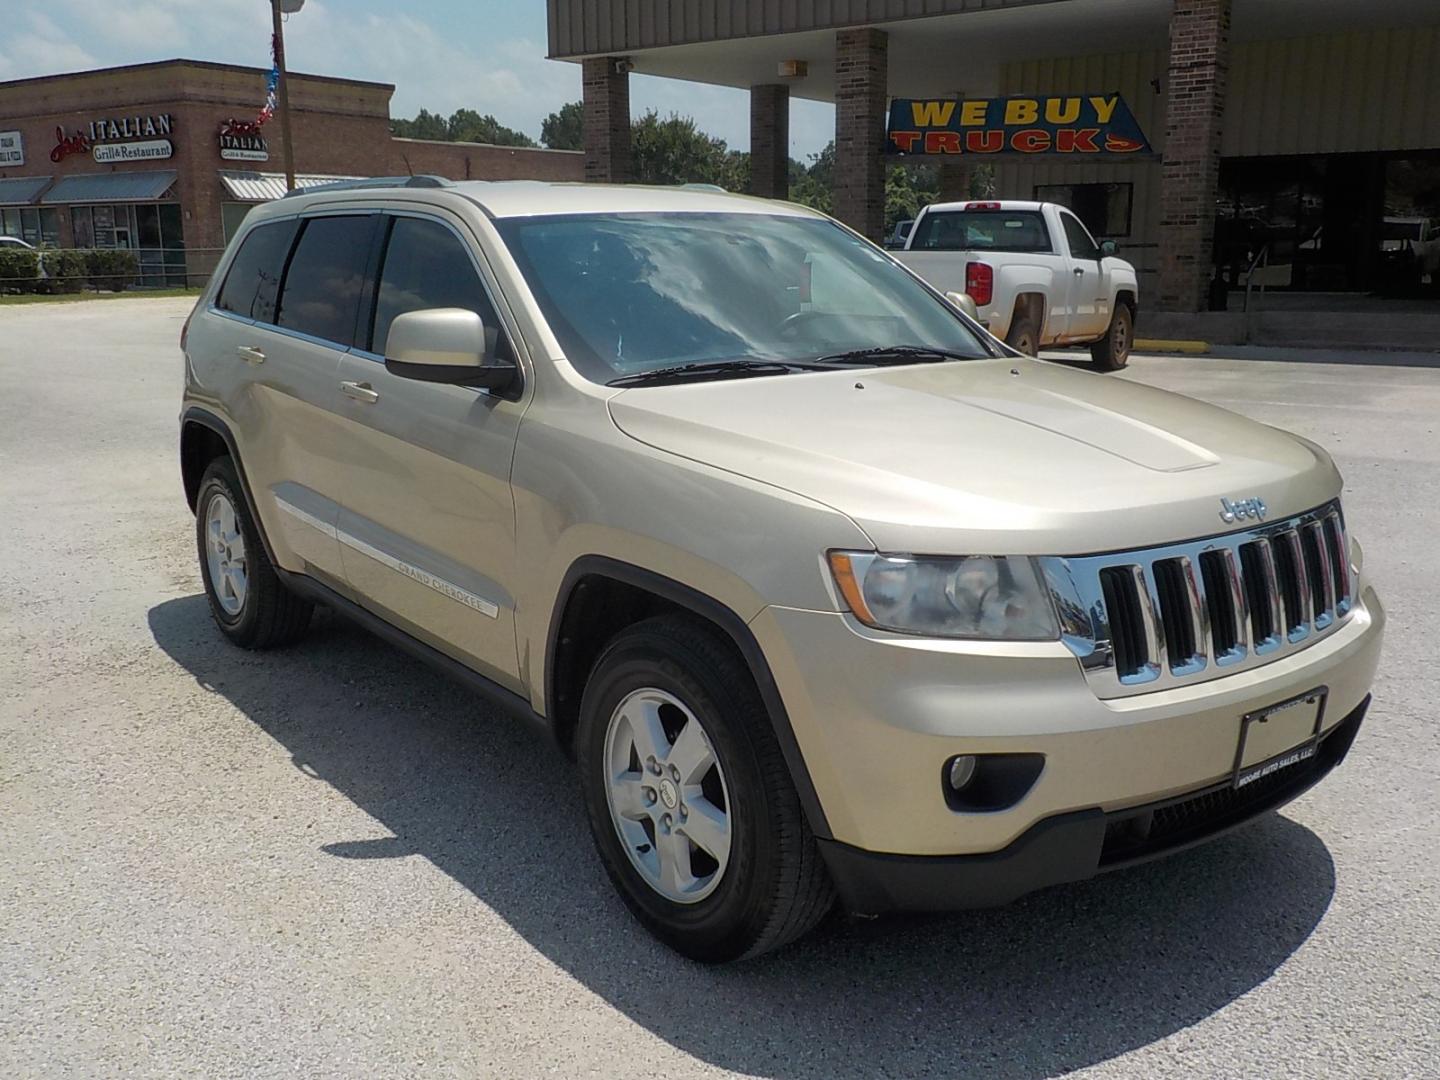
[947,755,977,792]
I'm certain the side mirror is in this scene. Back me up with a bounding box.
[944,290,980,322]
[1100,240,1118,258]
[383,307,517,391]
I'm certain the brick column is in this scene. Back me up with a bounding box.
[749,84,790,199]
[938,160,971,203]
[1158,0,1231,311]
[582,56,631,183]
[833,28,888,242]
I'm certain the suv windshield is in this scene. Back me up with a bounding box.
[495,211,996,384]
[909,209,1052,253]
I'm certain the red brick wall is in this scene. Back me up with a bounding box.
[387,139,581,183]
[1158,0,1232,312]
[749,84,789,199]
[581,57,632,183]
[833,28,888,243]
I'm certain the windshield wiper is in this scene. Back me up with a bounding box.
[814,345,978,366]
[607,359,822,387]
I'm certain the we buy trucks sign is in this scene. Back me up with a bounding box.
[886,93,1152,157]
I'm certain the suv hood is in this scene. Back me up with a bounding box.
[607,358,1341,555]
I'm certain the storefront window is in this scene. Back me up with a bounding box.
[1216,153,1434,298]
[1,207,61,247]
[1034,182,1133,238]
[71,202,187,286]
[1379,155,1440,297]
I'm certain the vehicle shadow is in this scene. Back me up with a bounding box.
[148,594,1338,1079]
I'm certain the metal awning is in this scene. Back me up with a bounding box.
[218,171,364,202]
[0,176,52,206]
[41,170,178,204]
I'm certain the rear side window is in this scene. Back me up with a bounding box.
[216,219,299,323]
[370,216,512,361]
[910,210,1052,254]
[275,215,377,347]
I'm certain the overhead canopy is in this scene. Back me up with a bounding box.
[218,170,363,202]
[0,177,52,206]
[41,170,177,204]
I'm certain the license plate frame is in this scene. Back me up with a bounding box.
[1231,685,1328,790]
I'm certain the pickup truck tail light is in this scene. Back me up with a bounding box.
[965,261,994,307]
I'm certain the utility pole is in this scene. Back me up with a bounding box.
[271,0,301,191]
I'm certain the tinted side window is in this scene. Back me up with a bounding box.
[1061,213,1100,260]
[275,215,376,346]
[216,219,299,323]
[371,216,512,361]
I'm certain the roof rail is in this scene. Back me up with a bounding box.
[282,175,455,198]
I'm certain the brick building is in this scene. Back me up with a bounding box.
[0,59,581,285]
[550,0,1440,319]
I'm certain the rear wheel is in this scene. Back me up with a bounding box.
[1090,303,1134,371]
[577,615,834,962]
[1005,313,1040,356]
[196,457,312,649]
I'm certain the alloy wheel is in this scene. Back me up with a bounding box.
[204,492,248,616]
[602,687,732,904]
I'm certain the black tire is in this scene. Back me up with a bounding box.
[577,615,834,962]
[1090,302,1134,371]
[195,456,312,649]
[1005,312,1040,356]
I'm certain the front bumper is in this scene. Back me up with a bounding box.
[818,694,1367,913]
[751,584,1384,864]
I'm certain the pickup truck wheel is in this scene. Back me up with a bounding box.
[1004,315,1039,356]
[1090,303,1134,371]
[195,457,313,649]
[577,615,835,962]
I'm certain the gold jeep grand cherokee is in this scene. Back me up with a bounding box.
[179,178,1384,962]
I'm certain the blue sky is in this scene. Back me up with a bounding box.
[0,0,835,159]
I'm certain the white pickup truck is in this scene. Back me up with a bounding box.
[895,200,1139,370]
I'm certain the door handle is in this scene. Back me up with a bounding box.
[340,380,380,404]
[1072,267,1085,276]
[237,345,266,364]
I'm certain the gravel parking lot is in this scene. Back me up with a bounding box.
[3,297,1437,1079]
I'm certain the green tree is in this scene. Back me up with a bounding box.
[390,107,448,140]
[541,102,584,150]
[446,108,536,147]
[788,142,835,213]
[630,110,747,189]
[390,107,536,147]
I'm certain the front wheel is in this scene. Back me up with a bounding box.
[576,616,834,962]
[1090,303,1134,371]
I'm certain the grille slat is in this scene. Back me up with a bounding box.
[1049,502,1354,696]
[1238,539,1281,649]
[1198,549,1245,662]
[1301,522,1335,627]
[1324,513,1351,614]
[1152,557,1205,674]
[1272,529,1309,638]
[1099,566,1148,679]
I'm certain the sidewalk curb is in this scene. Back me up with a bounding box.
[1134,338,1210,355]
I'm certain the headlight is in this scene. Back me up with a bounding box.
[827,551,1059,640]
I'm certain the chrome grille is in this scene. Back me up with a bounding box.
[1043,502,1354,696]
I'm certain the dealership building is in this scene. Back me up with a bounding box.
[0,59,581,285]
[554,0,1440,333]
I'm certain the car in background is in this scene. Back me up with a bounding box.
[0,236,36,249]
[895,200,1138,369]
[884,219,913,249]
